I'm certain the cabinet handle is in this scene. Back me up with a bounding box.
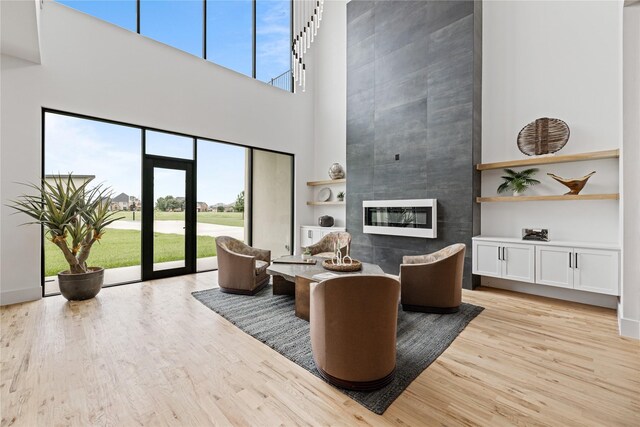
[498,246,501,260]
[308,230,312,238]
[569,252,572,268]
[575,252,578,269]
[502,247,506,261]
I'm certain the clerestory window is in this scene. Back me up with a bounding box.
[56,0,292,91]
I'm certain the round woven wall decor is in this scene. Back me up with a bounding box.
[517,117,570,156]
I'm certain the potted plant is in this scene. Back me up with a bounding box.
[302,247,312,260]
[337,191,345,202]
[9,174,122,301]
[497,168,541,196]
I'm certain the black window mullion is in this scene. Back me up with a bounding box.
[136,0,140,33]
[252,0,257,79]
[203,0,207,59]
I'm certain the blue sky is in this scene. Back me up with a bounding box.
[57,0,291,82]
[45,113,246,205]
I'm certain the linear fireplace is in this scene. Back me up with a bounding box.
[363,199,437,238]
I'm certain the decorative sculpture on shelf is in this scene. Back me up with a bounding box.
[547,171,596,195]
[328,163,345,180]
[517,117,570,156]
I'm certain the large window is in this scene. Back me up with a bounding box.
[206,0,253,77]
[256,0,292,85]
[56,0,137,32]
[197,141,249,271]
[56,0,292,90]
[44,112,142,296]
[43,110,293,295]
[140,0,204,57]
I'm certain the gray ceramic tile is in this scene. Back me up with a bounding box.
[347,8,374,47]
[347,0,374,24]
[374,37,428,87]
[348,34,375,71]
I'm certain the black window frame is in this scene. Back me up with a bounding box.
[117,0,294,90]
[41,107,295,297]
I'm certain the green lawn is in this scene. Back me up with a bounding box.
[114,211,244,227]
[44,229,216,276]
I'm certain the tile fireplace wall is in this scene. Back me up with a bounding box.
[346,0,481,288]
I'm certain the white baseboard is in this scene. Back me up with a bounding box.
[618,301,640,339]
[0,287,42,306]
[481,277,618,309]
[618,317,640,339]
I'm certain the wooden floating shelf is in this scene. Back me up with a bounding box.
[476,193,620,203]
[306,201,345,206]
[306,178,346,186]
[476,149,619,171]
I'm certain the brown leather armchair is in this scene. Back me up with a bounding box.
[215,236,271,295]
[310,275,399,391]
[304,231,351,258]
[400,243,466,313]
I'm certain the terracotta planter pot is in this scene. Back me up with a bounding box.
[58,267,104,301]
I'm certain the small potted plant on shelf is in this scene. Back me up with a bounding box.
[337,191,345,202]
[9,174,122,301]
[497,168,541,196]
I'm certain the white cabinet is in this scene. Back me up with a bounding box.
[536,246,573,289]
[300,226,346,248]
[473,237,620,296]
[472,241,535,283]
[574,249,619,295]
[535,246,619,295]
[473,241,502,277]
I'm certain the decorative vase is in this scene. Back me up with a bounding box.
[328,163,345,180]
[58,267,104,301]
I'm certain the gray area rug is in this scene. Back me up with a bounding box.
[192,285,483,415]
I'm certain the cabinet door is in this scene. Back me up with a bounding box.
[311,229,325,244]
[300,227,314,247]
[472,241,502,278]
[502,244,535,283]
[535,246,573,289]
[573,249,619,295]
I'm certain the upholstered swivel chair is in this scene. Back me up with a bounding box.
[304,231,352,258]
[310,275,400,391]
[400,243,466,313]
[215,236,271,295]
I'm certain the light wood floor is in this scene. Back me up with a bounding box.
[1,272,638,426]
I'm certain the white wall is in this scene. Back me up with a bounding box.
[309,0,347,228]
[0,1,316,304]
[621,2,640,339]
[481,1,623,307]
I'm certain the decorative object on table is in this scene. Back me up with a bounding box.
[272,257,316,265]
[8,174,122,301]
[517,117,570,156]
[337,191,345,202]
[497,168,541,196]
[522,228,550,241]
[302,247,313,261]
[328,162,345,180]
[322,258,363,272]
[322,240,362,272]
[317,187,332,202]
[547,171,596,195]
[317,215,335,227]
